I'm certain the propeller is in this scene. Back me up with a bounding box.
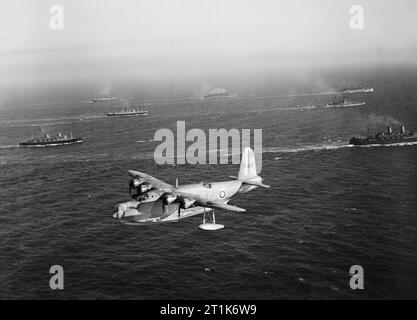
[176,197,197,219]
[128,179,134,195]
[162,193,177,205]
[174,179,179,219]
[160,193,178,217]
[128,178,144,195]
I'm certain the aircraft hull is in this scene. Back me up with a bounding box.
[114,199,213,225]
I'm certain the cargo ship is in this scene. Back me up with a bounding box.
[91,96,120,103]
[339,84,374,94]
[106,106,148,117]
[203,88,237,99]
[323,95,365,108]
[350,126,417,146]
[19,132,83,147]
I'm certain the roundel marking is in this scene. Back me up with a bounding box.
[219,190,226,199]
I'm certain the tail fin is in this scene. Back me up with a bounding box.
[238,147,257,180]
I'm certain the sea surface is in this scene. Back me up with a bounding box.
[1,68,417,299]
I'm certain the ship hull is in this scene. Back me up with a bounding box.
[341,88,374,94]
[350,136,417,146]
[106,112,148,117]
[203,94,237,99]
[19,138,83,147]
[324,102,366,108]
[91,98,119,103]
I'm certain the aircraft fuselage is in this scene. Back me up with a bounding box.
[176,180,243,203]
[114,180,249,223]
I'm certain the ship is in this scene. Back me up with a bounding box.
[106,105,148,117]
[19,132,83,147]
[91,96,120,103]
[203,88,237,99]
[339,84,374,94]
[350,126,417,146]
[323,95,365,108]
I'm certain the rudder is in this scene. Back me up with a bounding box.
[238,147,257,180]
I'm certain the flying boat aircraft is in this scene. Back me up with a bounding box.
[112,147,269,230]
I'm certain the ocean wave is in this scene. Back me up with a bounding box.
[0,114,106,127]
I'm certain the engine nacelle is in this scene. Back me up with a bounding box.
[179,198,195,209]
[162,193,177,205]
[139,182,152,194]
[129,179,143,195]
[137,190,160,203]
[132,179,140,187]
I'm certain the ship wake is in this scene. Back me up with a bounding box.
[264,140,417,156]
[263,144,354,155]
[353,141,417,148]
[0,144,19,149]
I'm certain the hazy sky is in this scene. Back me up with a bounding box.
[1,0,416,100]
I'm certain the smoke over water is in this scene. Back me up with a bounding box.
[361,114,402,131]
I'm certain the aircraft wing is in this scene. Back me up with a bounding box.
[204,202,246,212]
[127,172,246,212]
[172,190,246,213]
[128,170,173,190]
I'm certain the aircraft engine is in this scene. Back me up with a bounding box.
[162,193,177,205]
[129,179,143,195]
[139,182,152,194]
[179,198,195,209]
[132,179,140,187]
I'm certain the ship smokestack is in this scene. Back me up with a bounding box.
[400,126,405,134]
[387,126,392,134]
